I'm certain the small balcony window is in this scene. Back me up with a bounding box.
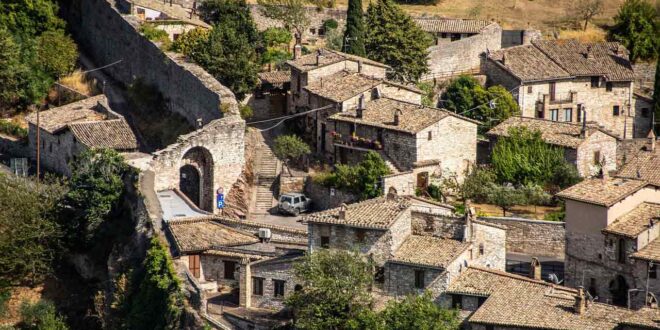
[606,82,613,92]
[252,277,264,296]
[613,105,620,116]
[321,236,330,248]
[591,76,599,88]
[414,270,425,288]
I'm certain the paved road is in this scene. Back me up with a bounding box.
[158,190,207,221]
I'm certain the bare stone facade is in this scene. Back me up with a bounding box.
[477,217,565,260]
[250,256,302,310]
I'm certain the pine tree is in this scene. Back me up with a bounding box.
[364,0,432,82]
[609,0,658,62]
[343,0,366,56]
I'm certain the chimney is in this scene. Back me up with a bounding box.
[316,49,323,66]
[293,44,302,60]
[338,203,348,220]
[648,130,656,153]
[357,95,365,118]
[585,46,594,59]
[386,187,398,200]
[575,287,587,314]
[393,109,402,126]
[530,257,542,280]
[358,60,363,73]
[501,53,506,65]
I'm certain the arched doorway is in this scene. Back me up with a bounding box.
[180,165,201,207]
[180,147,214,212]
[609,275,629,307]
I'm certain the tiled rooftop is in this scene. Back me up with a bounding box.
[487,117,618,149]
[129,0,210,28]
[556,178,648,207]
[258,71,291,86]
[329,97,477,134]
[632,239,660,263]
[620,308,660,328]
[448,267,641,330]
[603,203,660,238]
[69,120,138,150]
[413,18,493,34]
[488,39,634,82]
[167,218,259,253]
[304,71,381,103]
[286,48,388,72]
[301,196,411,229]
[617,151,660,186]
[26,95,109,133]
[391,235,469,268]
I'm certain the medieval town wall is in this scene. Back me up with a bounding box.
[425,23,502,79]
[477,216,566,260]
[65,0,238,126]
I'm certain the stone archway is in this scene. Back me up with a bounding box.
[180,146,214,212]
[609,275,629,307]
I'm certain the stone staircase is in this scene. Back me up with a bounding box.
[379,151,402,175]
[254,147,280,214]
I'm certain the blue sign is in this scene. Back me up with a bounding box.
[216,193,225,209]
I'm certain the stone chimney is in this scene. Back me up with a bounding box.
[316,49,324,66]
[358,61,363,73]
[585,46,594,59]
[530,257,542,280]
[575,287,587,314]
[393,109,402,126]
[501,52,506,65]
[338,203,348,220]
[293,43,302,60]
[648,130,656,153]
[357,95,365,118]
[387,187,398,200]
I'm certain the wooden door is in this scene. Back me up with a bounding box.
[189,255,200,278]
[549,82,556,101]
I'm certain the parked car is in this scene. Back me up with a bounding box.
[278,193,312,215]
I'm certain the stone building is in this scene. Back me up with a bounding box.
[25,95,138,176]
[120,0,210,41]
[249,5,346,45]
[287,48,424,152]
[302,191,506,301]
[414,18,502,80]
[326,97,479,187]
[487,116,619,177]
[483,39,653,139]
[557,177,660,309]
[443,266,658,329]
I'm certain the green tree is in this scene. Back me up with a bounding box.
[0,174,65,287]
[568,0,604,31]
[261,27,292,67]
[19,300,68,330]
[198,0,261,46]
[364,0,432,82]
[343,0,366,56]
[379,292,460,330]
[609,0,659,61]
[171,28,210,56]
[127,238,184,330]
[0,27,27,111]
[35,30,78,78]
[286,249,374,330]
[63,149,127,248]
[273,134,311,166]
[491,127,566,186]
[485,183,527,217]
[441,76,519,134]
[257,0,312,42]
[320,151,390,200]
[0,0,65,38]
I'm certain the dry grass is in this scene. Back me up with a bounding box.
[559,26,607,43]
[59,69,100,97]
[472,202,562,219]
[0,286,44,326]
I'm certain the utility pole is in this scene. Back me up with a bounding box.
[35,105,40,186]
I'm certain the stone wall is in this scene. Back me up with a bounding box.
[28,125,86,176]
[477,216,566,260]
[304,180,358,211]
[576,130,618,176]
[425,23,502,79]
[383,171,415,196]
[250,256,301,310]
[471,221,507,270]
[65,0,238,126]
[385,262,445,298]
[279,172,306,195]
[411,212,465,239]
[0,135,29,158]
[216,217,308,244]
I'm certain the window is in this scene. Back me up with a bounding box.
[550,109,559,121]
[318,28,325,36]
[450,33,460,41]
[188,255,200,278]
[374,267,385,284]
[479,243,485,256]
[536,106,544,119]
[427,131,432,140]
[613,105,620,116]
[294,284,303,292]
[527,85,533,94]
[355,229,366,243]
[563,108,573,122]
[441,33,447,38]
[173,33,181,40]
[617,238,626,264]
[577,106,583,122]
[593,150,601,165]
[223,260,237,280]
[588,278,598,297]
[321,236,330,248]
[606,82,613,91]
[641,108,650,118]
[252,277,264,295]
[650,264,657,279]
[273,279,286,297]
[451,294,462,309]
[309,28,316,34]
[591,76,599,88]
[414,270,425,289]
[549,82,556,101]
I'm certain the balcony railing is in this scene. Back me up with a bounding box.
[543,91,577,104]
[331,133,383,150]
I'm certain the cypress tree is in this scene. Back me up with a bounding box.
[343,0,366,56]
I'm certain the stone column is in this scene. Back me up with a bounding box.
[238,259,252,308]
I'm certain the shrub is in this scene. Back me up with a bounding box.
[319,151,390,200]
[273,135,311,166]
[239,104,253,120]
[139,24,171,49]
[322,18,339,30]
[19,300,68,330]
[0,119,28,138]
[170,28,209,56]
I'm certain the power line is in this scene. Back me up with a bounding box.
[80,59,123,74]
[247,105,335,132]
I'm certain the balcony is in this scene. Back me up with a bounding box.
[542,91,577,105]
[331,132,383,151]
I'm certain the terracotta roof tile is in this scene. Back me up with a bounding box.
[556,178,648,207]
[304,71,381,103]
[448,267,639,330]
[301,196,411,229]
[68,120,137,150]
[167,218,259,253]
[26,95,109,133]
[487,117,618,149]
[603,202,660,238]
[329,97,477,134]
[287,48,389,72]
[488,40,634,82]
[632,239,660,263]
[413,18,493,34]
[617,152,660,186]
[391,235,470,268]
[620,308,660,328]
[258,71,291,86]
